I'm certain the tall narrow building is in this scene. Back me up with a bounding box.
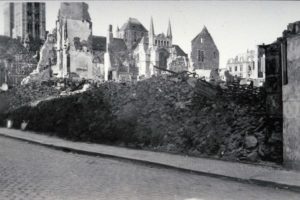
[3,2,46,42]
[191,26,219,70]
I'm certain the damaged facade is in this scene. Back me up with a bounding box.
[26,3,189,83]
[226,49,265,86]
[24,2,105,83]
[260,21,300,170]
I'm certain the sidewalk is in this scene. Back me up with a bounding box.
[0,127,299,192]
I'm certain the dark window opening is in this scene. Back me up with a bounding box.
[282,42,288,85]
[159,52,168,68]
[198,50,204,62]
[67,54,70,73]
[108,71,113,80]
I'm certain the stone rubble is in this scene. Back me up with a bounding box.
[0,75,282,163]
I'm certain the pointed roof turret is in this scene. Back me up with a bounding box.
[149,17,155,36]
[167,19,172,38]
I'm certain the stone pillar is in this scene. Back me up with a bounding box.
[283,34,300,170]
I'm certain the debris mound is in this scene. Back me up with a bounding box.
[0,74,282,164]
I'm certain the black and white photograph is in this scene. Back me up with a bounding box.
[0,0,299,199]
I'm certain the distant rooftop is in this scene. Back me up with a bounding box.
[120,18,148,32]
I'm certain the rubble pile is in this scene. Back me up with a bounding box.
[0,81,61,112]
[0,75,282,164]
[97,76,281,163]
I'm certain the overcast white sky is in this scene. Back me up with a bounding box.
[1,1,300,67]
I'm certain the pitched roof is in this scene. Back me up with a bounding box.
[192,26,214,43]
[172,45,188,57]
[110,38,128,52]
[120,18,148,32]
[91,36,128,53]
[91,36,106,51]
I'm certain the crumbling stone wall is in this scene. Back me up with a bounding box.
[37,32,57,72]
[58,2,91,22]
[55,2,100,80]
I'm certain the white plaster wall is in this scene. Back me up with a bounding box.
[66,19,92,51]
[69,51,93,79]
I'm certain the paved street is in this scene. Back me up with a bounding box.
[0,136,299,200]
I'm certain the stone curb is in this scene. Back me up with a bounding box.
[0,129,299,193]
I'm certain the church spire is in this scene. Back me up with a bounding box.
[149,16,155,36]
[149,17,155,46]
[167,19,172,39]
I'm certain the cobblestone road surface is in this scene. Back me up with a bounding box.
[0,136,299,200]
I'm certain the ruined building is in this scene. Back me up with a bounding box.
[191,26,219,70]
[23,2,189,83]
[226,49,265,85]
[260,21,300,170]
[3,2,46,51]
[23,2,129,83]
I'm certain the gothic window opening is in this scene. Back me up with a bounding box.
[235,66,237,71]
